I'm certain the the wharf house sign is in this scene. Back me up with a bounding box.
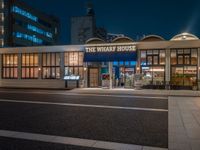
[84,45,137,62]
[85,45,136,53]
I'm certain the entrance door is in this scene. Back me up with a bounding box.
[89,68,99,87]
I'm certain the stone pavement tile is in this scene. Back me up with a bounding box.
[189,140,200,150]
[186,127,200,139]
[142,146,168,150]
[169,125,186,135]
[169,133,188,143]
[181,115,198,125]
[184,122,200,129]
[169,142,191,150]
[192,112,200,125]
[169,116,183,127]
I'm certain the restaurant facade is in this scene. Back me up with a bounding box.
[0,32,200,90]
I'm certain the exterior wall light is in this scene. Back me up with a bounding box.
[84,67,87,71]
[38,67,41,71]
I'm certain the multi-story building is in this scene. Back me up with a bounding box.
[0,32,200,91]
[0,0,59,47]
[70,3,107,44]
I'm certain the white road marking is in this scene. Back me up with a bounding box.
[0,99,168,112]
[0,130,168,150]
[0,90,168,99]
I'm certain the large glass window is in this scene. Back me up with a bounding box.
[2,54,18,79]
[140,50,165,86]
[42,53,60,79]
[171,66,197,86]
[64,52,84,79]
[141,50,165,66]
[170,49,198,87]
[22,53,38,79]
[160,50,165,65]
[171,49,198,65]
[142,66,165,85]
[191,49,198,65]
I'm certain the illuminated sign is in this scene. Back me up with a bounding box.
[85,45,136,53]
[64,75,80,80]
[84,45,137,62]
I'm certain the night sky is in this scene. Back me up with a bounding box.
[23,0,200,44]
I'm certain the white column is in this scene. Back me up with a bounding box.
[165,48,170,89]
[109,62,113,89]
[18,53,21,80]
[84,62,88,88]
[198,48,200,90]
[60,52,65,80]
[137,49,141,74]
[0,54,2,80]
[38,53,42,79]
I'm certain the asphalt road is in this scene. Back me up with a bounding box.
[0,89,168,150]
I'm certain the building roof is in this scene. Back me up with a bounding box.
[85,38,106,44]
[171,32,199,41]
[140,35,165,42]
[112,36,134,43]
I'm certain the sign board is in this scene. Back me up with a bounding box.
[64,75,80,80]
[84,45,137,62]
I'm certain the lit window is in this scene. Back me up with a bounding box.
[2,54,18,79]
[0,13,4,21]
[42,53,60,79]
[1,2,4,9]
[22,53,39,79]
[64,52,84,79]
[0,26,4,34]
[12,6,38,22]
[27,24,53,38]
[14,32,43,44]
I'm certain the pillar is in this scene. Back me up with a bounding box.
[60,52,65,80]
[84,62,88,88]
[165,48,171,89]
[0,54,2,80]
[38,53,42,79]
[109,62,113,89]
[18,53,21,80]
[198,48,200,90]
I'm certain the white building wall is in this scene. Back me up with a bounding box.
[0,79,65,89]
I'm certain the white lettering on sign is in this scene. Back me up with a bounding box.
[85,45,136,53]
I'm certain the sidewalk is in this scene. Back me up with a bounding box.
[169,97,200,150]
[71,88,200,97]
